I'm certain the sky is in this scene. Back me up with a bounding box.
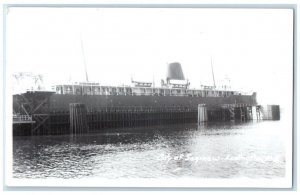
[6,7,293,106]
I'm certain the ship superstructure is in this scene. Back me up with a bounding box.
[54,62,244,98]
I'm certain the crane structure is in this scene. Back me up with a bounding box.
[13,72,45,94]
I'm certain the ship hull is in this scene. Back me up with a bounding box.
[49,94,257,111]
[12,92,258,136]
[13,92,257,114]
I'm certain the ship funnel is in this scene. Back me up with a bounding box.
[167,62,185,81]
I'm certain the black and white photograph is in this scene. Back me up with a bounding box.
[4,3,294,189]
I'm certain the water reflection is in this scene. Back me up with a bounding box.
[13,121,285,179]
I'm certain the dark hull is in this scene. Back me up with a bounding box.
[49,94,257,111]
[13,92,257,114]
[12,92,258,136]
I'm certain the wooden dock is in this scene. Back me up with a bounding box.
[13,102,280,136]
[197,104,280,125]
[14,105,197,136]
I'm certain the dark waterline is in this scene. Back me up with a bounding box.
[13,121,286,179]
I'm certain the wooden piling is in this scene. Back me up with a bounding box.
[250,106,258,120]
[69,103,88,135]
[240,106,245,121]
[246,106,252,120]
[229,107,235,121]
[198,104,208,124]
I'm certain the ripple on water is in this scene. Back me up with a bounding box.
[13,122,286,179]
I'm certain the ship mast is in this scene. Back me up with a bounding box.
[80,33,89,82]
[210,57,216,88]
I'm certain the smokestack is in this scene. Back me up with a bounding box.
[167,62,185,81]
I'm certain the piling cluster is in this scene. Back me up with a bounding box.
[197,104,280,124]
[69,103,88,135]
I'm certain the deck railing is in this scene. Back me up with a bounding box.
[13,115,33,122]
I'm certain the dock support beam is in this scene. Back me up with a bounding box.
[250,106,260,120]
[198,104,208,124]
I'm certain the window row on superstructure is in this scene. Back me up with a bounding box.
[55,84,240,97]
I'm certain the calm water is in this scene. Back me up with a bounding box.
[13,120,286,179]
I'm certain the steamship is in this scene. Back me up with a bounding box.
[13,62,257,115]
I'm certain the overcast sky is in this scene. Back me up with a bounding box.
[6,7,293,106]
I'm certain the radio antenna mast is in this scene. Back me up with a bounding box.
[210,57,216,88]
[80,33,89,82]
